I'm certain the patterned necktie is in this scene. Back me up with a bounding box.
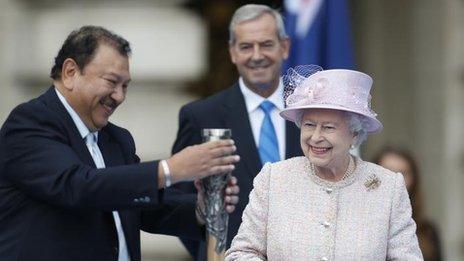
[258,101,280,164]
[85,133,105,169]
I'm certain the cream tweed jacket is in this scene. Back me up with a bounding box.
[226,156,423,260]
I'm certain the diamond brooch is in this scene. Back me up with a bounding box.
[364,174,381,191]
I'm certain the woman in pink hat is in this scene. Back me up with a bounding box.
[226,65,423,260]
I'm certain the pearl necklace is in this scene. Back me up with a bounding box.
[309,155,355,182]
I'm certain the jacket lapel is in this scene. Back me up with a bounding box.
[42,87,96,167]
[97,130,125,167]
[285,121,303,158]
[223,84,262,178]
[98,117,138,260]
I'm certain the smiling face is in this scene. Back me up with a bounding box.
[229,13,289,97]
[62,44,131,131]
[300,109,356,174]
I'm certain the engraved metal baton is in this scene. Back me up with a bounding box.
[201,129,232,261]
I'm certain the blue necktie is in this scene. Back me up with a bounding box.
[258,101,280,164]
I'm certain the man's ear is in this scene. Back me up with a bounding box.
[61,58,80,90]
[228,43,237,64]
[281,37,291,59]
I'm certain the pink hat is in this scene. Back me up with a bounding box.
[280,66,383,133]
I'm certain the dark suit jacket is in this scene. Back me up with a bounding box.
[0,87,202,261]
[169,83,303,260]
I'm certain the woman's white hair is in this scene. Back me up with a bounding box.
[344,111,369,147]
[295,110,370,147]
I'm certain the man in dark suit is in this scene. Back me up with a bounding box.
[0,26,241,261]
[170,4,303,260]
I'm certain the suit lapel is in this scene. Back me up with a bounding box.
[42,87,96,167]
[223,84,262,178]
[97,130,125,167]
[98,128,139,259]
[285,121,303,158]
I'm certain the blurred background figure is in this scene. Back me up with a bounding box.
[373,146,443,261]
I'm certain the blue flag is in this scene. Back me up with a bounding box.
[283,0,355,71]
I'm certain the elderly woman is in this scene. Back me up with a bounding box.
[225,66,423,260]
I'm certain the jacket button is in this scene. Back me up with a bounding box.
[114,246,119,255]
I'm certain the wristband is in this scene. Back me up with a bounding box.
[160,160,172,188]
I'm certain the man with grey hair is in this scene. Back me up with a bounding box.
[169,4,303,260]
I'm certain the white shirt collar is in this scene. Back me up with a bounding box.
[238,77,285,112]
[54,88,98,141]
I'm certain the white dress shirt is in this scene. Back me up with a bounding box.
[55,88,130,261]
[239,77,286,160]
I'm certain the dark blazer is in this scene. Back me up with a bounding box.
[169,83,303,260]
[0,87,202,261]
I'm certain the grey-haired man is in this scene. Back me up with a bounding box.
[169,4,303,260]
